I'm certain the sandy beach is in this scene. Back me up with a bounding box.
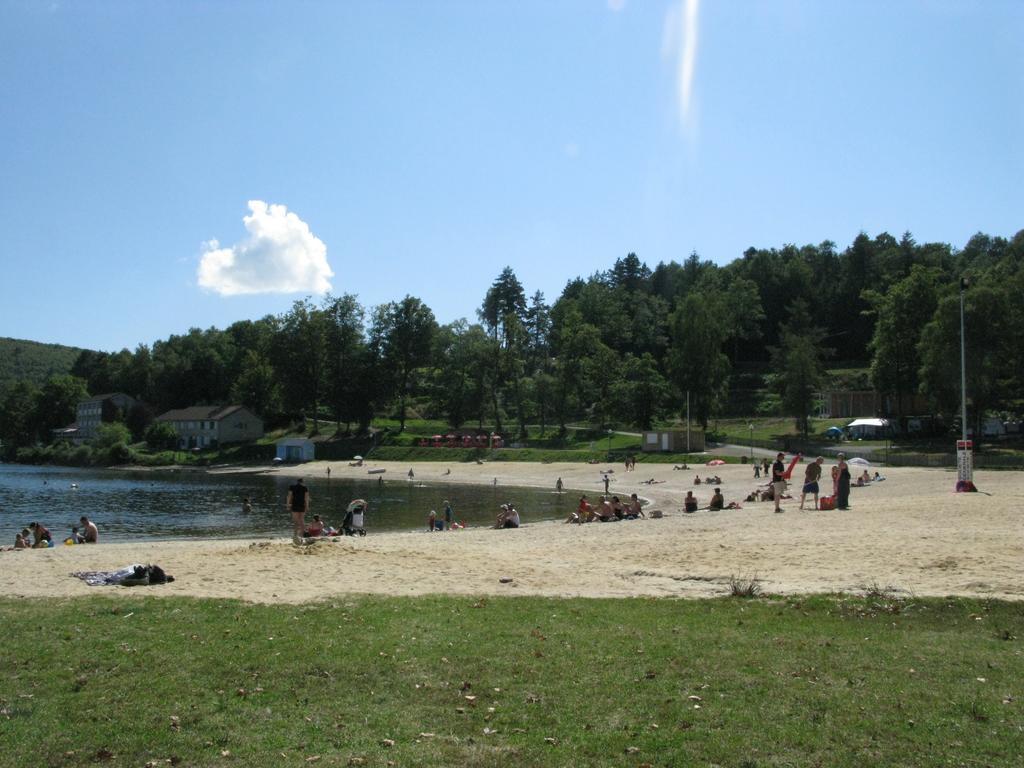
[1,460,1021,604]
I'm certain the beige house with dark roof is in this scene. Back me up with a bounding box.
[156,405,263,449]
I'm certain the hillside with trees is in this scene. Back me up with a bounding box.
[0,337,85,393]
[1,228,1021,460]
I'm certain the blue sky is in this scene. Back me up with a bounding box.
[1,0,1021,352]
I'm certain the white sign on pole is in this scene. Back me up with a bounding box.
[956,439,973,484]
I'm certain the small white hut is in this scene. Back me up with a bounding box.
[275,437,316,462]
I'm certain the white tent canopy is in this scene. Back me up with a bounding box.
[845,417,891,440]
[846,418,888,428]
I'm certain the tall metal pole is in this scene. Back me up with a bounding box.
[686,391,691,453]
[959,278,968,442]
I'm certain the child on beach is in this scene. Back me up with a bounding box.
[567,496,590,524]
[306,515,325,537]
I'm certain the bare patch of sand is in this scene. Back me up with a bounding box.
[1,462,1020,604]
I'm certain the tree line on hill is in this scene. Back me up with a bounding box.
[1,228,1021,459]
[0,338,84,393]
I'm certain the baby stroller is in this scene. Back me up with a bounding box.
[343,499,368,536]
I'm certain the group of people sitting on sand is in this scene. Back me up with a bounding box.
[693,474,722,485]
[856,470,884,486]
[566,494,646,524]
[745,485,787,503]
[494,504,521,529]
[303,514,342,538]
[684,488,742,513]
[9,517,98,550]
[302,502,370,538]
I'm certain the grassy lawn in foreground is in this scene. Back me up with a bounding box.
[1,595,1021,767]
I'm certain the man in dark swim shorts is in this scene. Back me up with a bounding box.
[286,478,310,542]
[799,456,824,510]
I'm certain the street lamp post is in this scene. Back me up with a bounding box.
[607,429,613,459]
[749,423,754,461]
[959,277,969,443]
[956,277,976,492]
[686,391,691,454]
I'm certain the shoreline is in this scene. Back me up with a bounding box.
[1,462,1021,605]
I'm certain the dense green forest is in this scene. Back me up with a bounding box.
[1,229,1022,459]
[0,337,84,392]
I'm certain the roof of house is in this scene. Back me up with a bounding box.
[80,392,134,404]
[156,405,254,422]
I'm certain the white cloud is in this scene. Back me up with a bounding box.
[197,200,333,296]
[607,0,627,11]
[662,0,700,129]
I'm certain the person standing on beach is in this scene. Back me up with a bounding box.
[799,457,824,510]
[835,453,851,510]
[442,500,454,530]
[603,474,610,494]
[771,453,786,513]
[286,478,310,542]
[556,477,563,492]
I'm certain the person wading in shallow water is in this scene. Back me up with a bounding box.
[286,478,310,543]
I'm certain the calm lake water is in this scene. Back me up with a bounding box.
[0,464,576,544]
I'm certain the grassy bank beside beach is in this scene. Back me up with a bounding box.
[2,594,1022,767]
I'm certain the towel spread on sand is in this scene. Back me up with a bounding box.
[72,564,174,586]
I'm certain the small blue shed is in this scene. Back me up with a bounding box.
[276,438,316,462]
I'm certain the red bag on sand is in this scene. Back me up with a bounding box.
[819,496,836,511]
